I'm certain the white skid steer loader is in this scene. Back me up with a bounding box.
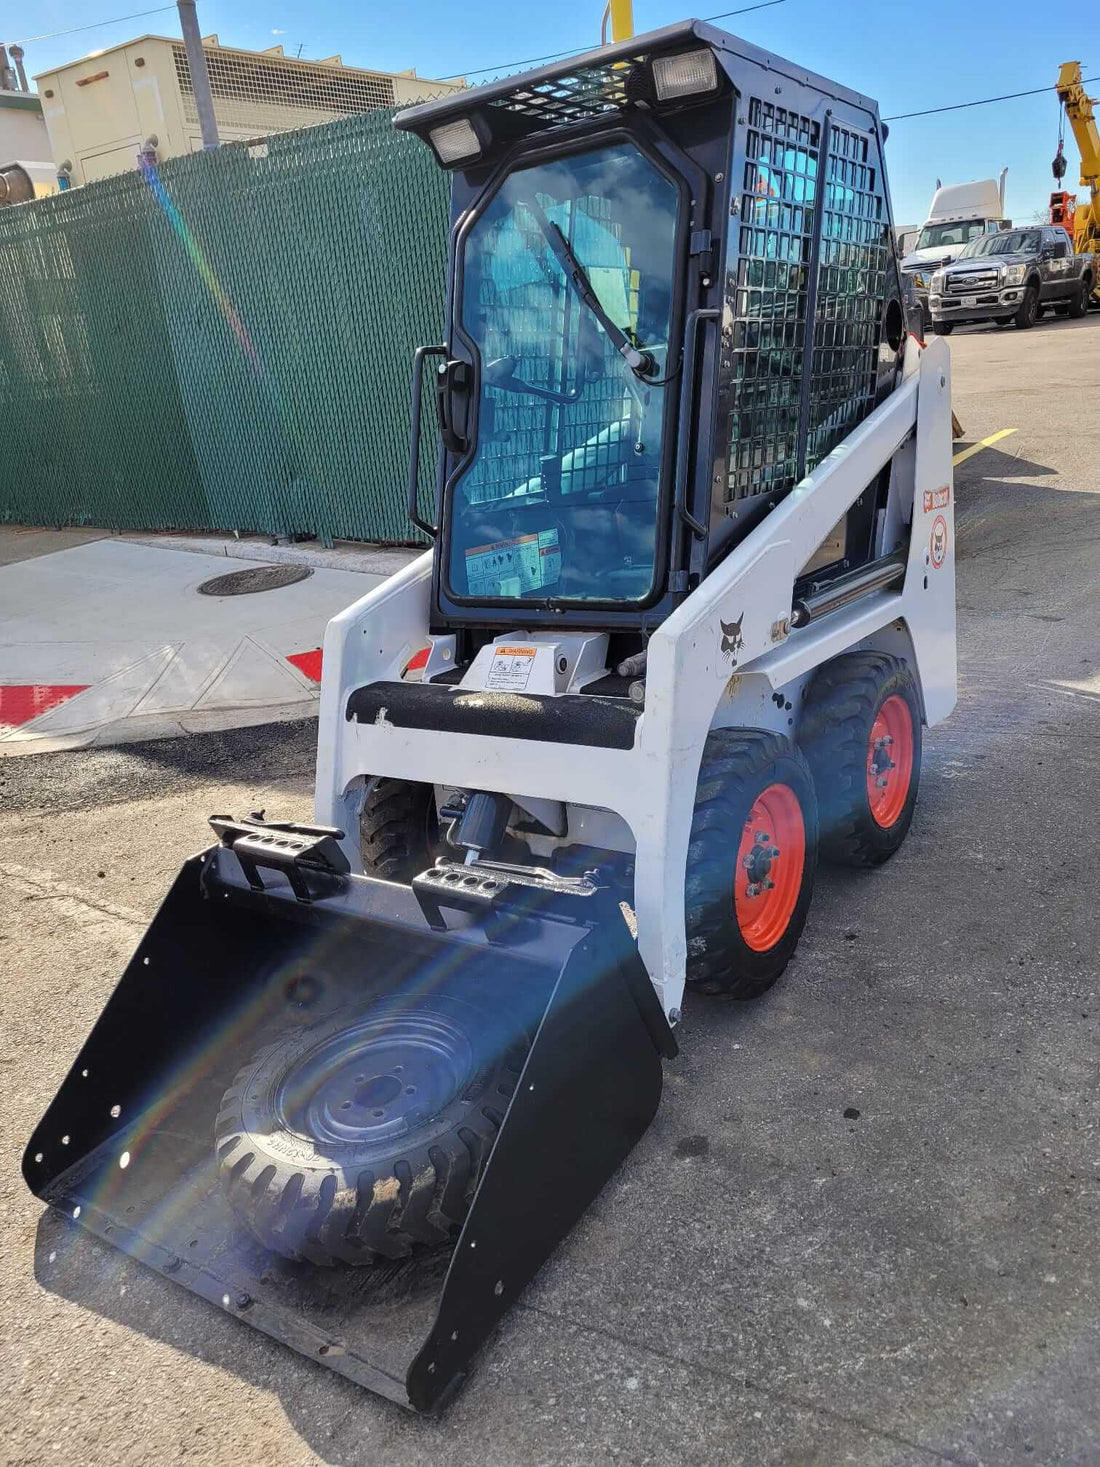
[24,19,955,1413]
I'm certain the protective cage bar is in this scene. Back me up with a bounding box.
[22,845,673,1410]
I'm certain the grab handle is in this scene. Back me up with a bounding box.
[673,307,720,539]
[408,343,446,537]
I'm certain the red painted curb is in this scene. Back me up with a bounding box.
[286,649,323,683]
[0,684,90,731]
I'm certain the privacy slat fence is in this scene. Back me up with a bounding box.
[0,106,449,543]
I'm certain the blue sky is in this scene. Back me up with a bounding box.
[12,0,1091,226]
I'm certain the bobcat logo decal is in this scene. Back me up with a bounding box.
[720,613,744,665]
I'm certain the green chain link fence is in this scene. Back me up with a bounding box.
[0,106,450,543]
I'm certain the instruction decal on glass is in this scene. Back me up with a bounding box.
[465,529,561,598]
[486,646,538,692]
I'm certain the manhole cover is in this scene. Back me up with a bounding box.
[197,564,313,597]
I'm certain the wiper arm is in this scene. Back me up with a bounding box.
[525,196,656,380]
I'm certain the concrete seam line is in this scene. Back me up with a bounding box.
[519,1303,964,1464]
[2,864,148,929]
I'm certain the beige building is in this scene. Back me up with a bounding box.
[0,76,56,205]
[34,34,465,186]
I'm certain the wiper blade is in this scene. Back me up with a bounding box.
[525,196,656,380]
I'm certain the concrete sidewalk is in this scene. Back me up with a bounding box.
[0,530,413,756]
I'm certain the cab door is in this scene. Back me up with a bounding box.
[1048,228,1074,298]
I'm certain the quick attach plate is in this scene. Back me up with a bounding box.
[411,858,603,933]
[209,813,350,902]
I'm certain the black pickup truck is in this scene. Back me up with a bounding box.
[929,225,1095,332]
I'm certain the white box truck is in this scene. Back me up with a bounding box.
[901,171,1010,329]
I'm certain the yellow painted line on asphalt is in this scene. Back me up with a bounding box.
[952,427,1017,468]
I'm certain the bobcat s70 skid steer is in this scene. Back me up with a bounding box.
[24,19,956,1412]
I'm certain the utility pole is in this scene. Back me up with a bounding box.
[176,0,220,150]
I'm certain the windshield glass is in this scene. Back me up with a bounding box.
[446,141,679,604]
[959,229,1041,257]
[915,219,987,250]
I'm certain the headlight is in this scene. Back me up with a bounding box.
[1002,264,1026,286]
[931,271,945,291]
[428,116,485,168]
[651,48,719,102]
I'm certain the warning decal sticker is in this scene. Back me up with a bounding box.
[486,646,538,692]
[922,485,951,514]
[464,529,561,598]
[930,514,948,569]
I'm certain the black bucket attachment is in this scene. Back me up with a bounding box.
[23,818,675,1411]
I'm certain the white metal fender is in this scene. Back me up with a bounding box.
[315,341,955,1016]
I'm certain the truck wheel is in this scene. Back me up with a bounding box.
[360,778,440,882]
[1068,278,1090,318]
[800,653,922,867]
[685,730,818,999]
[215,994,527,1266]
[1014,286,1039,329]
[932,321,954,335]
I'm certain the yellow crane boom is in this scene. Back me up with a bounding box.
[1056,60,1100,260]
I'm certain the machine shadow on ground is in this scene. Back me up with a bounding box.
[31,1213,443,1455]
[953,467,1100,569]
[1,720,318,816]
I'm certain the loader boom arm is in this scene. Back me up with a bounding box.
[1057,61,1100,252]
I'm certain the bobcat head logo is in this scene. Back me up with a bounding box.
[720,613,744,664]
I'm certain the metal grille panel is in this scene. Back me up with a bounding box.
[804,123,886,470]
[725,97,820,504]
[0,107,449,543]
[483,56,647,128]
[172,44,398,133]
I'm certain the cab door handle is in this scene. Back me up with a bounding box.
[435,358,472,455]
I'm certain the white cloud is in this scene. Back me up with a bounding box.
[271,27,286,35]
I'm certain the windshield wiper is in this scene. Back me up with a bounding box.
[525,196,657,381]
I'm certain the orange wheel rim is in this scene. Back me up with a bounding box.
[867,694,914,829]
[733,783,806,953]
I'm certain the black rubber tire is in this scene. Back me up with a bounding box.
[360,777,440,883]
[215,993,527,1266]
[800,652,922,868]
[1014,285,1039,329]
[1068,277,1091,318]
[685,729,818,1000]
[932,321,954,335]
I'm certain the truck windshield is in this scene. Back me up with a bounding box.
[915,220,988,250]
[959,229,1041,257]
[445,141,679,605]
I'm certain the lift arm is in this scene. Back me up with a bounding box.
[1056,61,1100,253]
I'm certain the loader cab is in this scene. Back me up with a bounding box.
[396,21,906,637]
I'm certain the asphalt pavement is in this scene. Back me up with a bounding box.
[2,315,1099,1466]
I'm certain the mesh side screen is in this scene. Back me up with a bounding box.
[805,124,887,471]
[725,98,819,505]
